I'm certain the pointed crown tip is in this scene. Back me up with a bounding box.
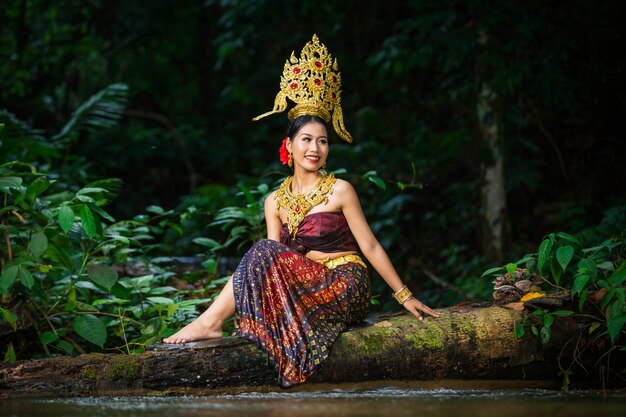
[254,34,353,143]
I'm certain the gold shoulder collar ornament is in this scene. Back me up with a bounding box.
[275,173,337,237]
[252,34,353,143]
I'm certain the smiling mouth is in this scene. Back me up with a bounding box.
[305,155,320,162]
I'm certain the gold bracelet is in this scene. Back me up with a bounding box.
[393,285,413,305]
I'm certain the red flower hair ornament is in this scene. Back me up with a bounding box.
[279,137,290,165]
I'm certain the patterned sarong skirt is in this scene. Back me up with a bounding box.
[232,239,370,387]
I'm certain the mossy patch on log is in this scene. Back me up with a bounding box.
[404,320,446,350]
[105,356,141,382]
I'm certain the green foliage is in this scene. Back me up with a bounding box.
[0,85,224,359]
[209,180,273,252]
[484,210,626,389]
[4,343,16,363]
[52,83,128,144]
[74,315,107,348]
[514,309,574,345]
[0,162,221,357]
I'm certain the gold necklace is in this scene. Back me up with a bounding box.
[275,173,336,237]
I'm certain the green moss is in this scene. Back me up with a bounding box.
[338,326,397,355]
[106,356,140,381]
[404,322,445,350]
[362,332,384,354]
[82,368,98,379]
[459,320,475,335]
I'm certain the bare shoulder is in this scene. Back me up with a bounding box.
[331,178,359,204]
[264,190,279,211]
[332,178,356,193]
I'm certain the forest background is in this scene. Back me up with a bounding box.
[1,0,625,364]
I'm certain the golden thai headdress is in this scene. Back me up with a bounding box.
[252,34,353,143]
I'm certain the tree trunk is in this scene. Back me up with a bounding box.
[477,31,507,264]
[0,306,592,398]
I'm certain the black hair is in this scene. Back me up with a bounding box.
[285,115,329,140]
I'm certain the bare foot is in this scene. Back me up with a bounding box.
[162,319,223,344]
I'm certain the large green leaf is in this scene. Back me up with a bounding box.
[481,266,503,278]
[202,258,217,274]
[607,315,626,343]
[73,314,107,348]
[540,325,551,345]
[84,178,123,206]
[550,310,574,316]
[578,258,598,280]
[25,177,51,203]
[363,171,387,190]
[53,83,128,143]
[87,264,118,291]
[606,298,624,320]
[0,161,37,172]
[18,267,34,289]
[573,273,590,295]
[74,301,99,312]
[596,261,615,271]
[66,286,77,311]
[609,261,626,286]
[88,203,115,223]
[58,206,75,233]
[80,205,96,238]
[505,262,518,277]
[76,187,108,195]
[4,343,16,362]
[147,296,174,305]
[556,245,574,271]
[28,231,48,257]
[145,205,164,214]
[550,256,562,285]
[45,241,74,272]
[193,237,221,249]
[543,314,555,327]
[537,238,553,273]
[76,195,95,203]
[0,306,17,331]
[40,331,59,345]
[0,176,23,189]
[56,340,74,354]
[237,184,256,205]
[556,232,582,247]
[0,266,19,291]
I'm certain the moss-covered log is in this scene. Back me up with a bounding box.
[0,306,588,397]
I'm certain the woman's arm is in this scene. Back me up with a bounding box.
[264,191,282,241]
[337,180,439,320]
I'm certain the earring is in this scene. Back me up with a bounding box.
[288,152,293,168]
[322,161,327,169]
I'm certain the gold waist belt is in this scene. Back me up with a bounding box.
[317,254,367,269]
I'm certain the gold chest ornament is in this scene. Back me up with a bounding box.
[275,173,336,237]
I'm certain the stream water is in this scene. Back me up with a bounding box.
[2,381,625,417]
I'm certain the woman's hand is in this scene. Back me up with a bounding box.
[403,298,440,321]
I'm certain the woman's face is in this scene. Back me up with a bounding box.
[286,120,329,172]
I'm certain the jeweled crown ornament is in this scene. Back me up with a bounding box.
[252,34,353,143]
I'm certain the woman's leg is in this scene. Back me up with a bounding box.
[163,276,236,343]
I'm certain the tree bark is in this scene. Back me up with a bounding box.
[477,31,507,264]
[0,306,592,398]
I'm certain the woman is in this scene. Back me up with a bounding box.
[163,35,439,387]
